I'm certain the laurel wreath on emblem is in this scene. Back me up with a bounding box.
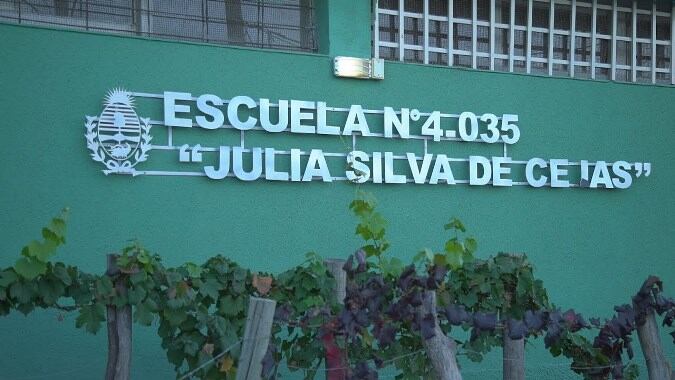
[84,116,152,176]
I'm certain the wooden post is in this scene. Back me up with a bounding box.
[105,288,118,380]
[503,288,525,380]
[503,330,525,380]
[419,291,463,380]
[105,254,132,380]
[323,259,347,380]
[236,297,277,380]
[636,311,674,380]
[324,259,347,305]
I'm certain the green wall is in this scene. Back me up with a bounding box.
[0,20,673,379]
[315,0,373,57]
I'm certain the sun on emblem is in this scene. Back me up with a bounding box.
[85,88,152,175]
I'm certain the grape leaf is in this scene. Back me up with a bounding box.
[198,278,221,301]
[464,237,478,253]
[37,277,65,305]
[220,355,234,373]
[163,308,188,327]
[0,270,18,287]
[201,343,214,356]
[184,262,203,278]
[9,281,36,304]
[252,275,273,296]
[218,295,245,317]
[444,217,466,232]
[95,276,114,299]
[52,264,72,286]
[127,286,147,305]
[75,304,105,334]
[167,347,184,367]
[14,257,47,280]
[134,300,155,326]
[46,216,67,243]
[22,239,58,263]
[444,238,463,254]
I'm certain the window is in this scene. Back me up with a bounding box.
[0,0,317,52]
[374,0,674,85]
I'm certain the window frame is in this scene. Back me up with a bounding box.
[0,0,318,52]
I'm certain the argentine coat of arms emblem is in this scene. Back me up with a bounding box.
[85,89,152,175]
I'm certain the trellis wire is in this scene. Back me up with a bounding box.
[178,338,246,380]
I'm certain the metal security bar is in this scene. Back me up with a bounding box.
[0,0,317,52]
[374,0,673,85]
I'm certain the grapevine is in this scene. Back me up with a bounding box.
[0,198,673,380]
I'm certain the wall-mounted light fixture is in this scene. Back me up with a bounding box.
[333,56,384,80]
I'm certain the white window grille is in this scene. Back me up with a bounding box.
[374,0,674,85]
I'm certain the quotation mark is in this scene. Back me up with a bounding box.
[634,162,651,177]
[179,144,203,163]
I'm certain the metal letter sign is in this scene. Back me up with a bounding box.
[85,89,152,175]
[83,88,652,189]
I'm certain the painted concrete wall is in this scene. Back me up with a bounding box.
[0,17,673,379]
[316,0,372,57]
